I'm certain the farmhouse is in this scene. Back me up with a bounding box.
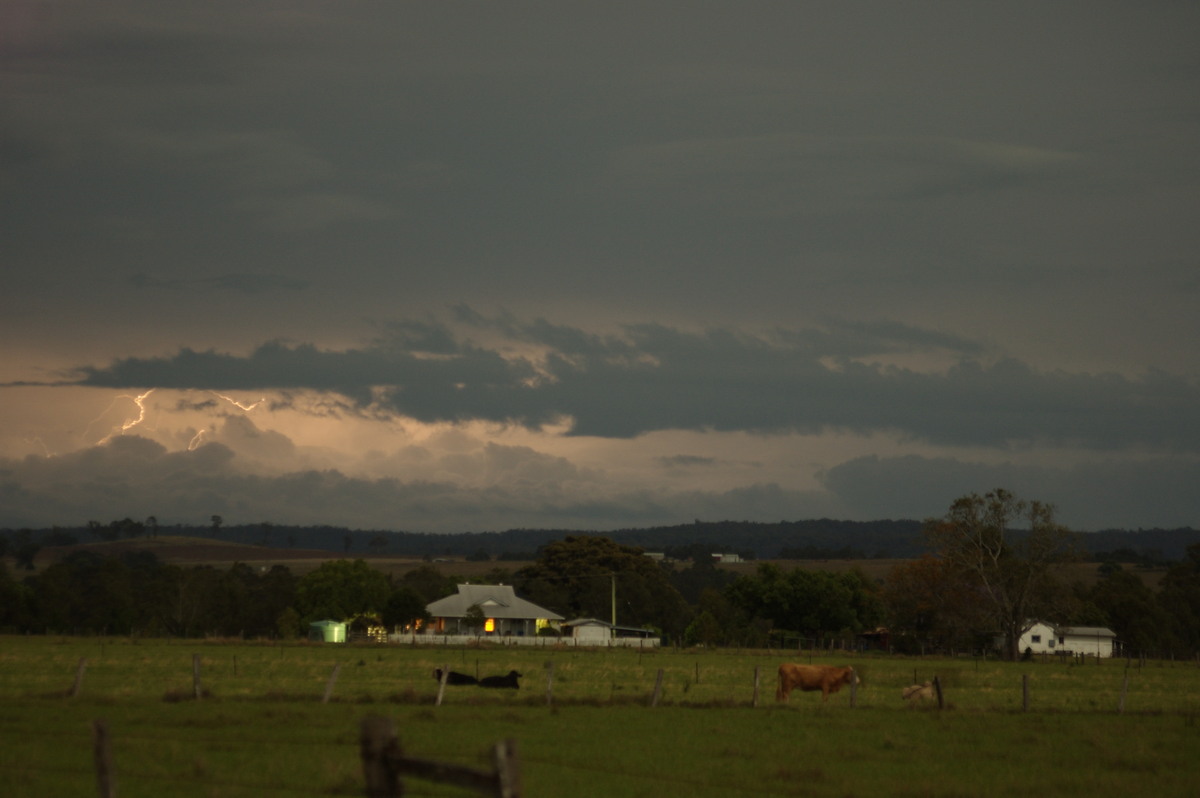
[424,584,563,638]
[1008,621,1118,658]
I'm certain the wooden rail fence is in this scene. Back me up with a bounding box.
[88,715,520,798]
[361,715,520,797]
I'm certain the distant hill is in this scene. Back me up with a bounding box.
[8,520,1199,562]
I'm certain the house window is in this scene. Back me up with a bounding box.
[484,618,495,633]
[1031,635,1041,643]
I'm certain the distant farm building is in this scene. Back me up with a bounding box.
[1006,621,1118,658]
[561,618,660,646]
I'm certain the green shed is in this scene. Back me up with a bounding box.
[308,620,347,643]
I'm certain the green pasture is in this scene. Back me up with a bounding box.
[2,636,1198,797]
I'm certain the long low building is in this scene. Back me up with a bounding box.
[1006,621,1118,657]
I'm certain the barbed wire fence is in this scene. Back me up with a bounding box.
[7,649,1198,797]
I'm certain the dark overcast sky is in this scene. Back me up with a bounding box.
[2,2,1198,534]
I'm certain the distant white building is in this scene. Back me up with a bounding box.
[561,618,660,647]
[1006,621,1117,658]
[712,553,742,563]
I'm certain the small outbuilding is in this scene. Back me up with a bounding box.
[561,618,660,643]
[1056,625,1118,658]
[308,619,347,643]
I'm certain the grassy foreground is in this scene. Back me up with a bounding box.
[2,636,1198,797]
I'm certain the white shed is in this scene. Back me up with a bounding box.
[1056,625,1117,658]
[1008,621,1117,658]
[562,618,614,642]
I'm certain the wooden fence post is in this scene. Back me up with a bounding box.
[933,675,944,710]
[493,738,522,798]
[752,666,761,708]
[323,663,342,704]
[544,661,554,707]
[360,715,401,797]
[850,673,858,708]
[435,664,449,707]
[92,719,115,798]
[71,657,88,698]
[650,668,664,707]
[1022,674,1030,712]
[192,654,203,699]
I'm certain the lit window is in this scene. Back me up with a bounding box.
[485,618,495,633]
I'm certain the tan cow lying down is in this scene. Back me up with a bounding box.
[902,681,935,701]
[776,664,858,703]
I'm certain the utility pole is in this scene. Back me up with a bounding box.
[611,572,617,638]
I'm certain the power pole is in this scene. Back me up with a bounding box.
[611,572,617,638]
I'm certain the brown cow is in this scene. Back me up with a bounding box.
[776,663,858,703]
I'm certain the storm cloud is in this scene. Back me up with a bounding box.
[2,3,1198,534]
[68,315,1200,449]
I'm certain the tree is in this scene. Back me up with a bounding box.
[0,562,30,629]
[12,530,40,571]
[381,586,428,631]
[884,555,992,654]
[1157,543,1200,655]
[515,536,690,638]
[295,559,391,623]
[1085,565,1174,655]
[683,587,759,647]
[398,565,456,604]
[924,489,1079,661]
[463,604,487,636]
[724,563,882,641]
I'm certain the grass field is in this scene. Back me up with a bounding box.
[2,636,1198,797]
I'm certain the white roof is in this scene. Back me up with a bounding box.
[1058,625,1116,638]
[426,584,564,621]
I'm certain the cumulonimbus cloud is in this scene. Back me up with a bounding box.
[65,312,1200,451]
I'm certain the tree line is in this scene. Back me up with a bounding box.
[5,514,1199,562]
[3,490,1200,659]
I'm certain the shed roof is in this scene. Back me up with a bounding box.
[426,584,564,621]
[562,618,657,636]
[1057,625,1116,638]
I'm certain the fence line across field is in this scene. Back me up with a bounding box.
[58,651,1181,713]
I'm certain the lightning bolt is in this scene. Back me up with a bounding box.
[188,429,209,450]
[212,392,266,411]
[96,389,156,445]
[25,437,53,457]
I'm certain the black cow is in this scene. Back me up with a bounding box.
[478,670,522,689]
[433,668,478,686]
